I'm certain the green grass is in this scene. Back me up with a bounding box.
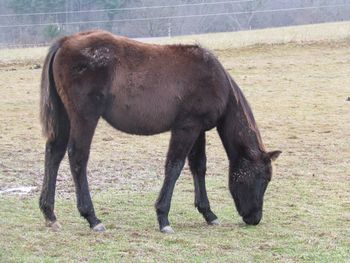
[1,175,349,262]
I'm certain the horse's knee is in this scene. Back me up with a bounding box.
[68,142,87,169]
[68,141,88,162]
[195,164,206,176]
[67,142,75,159]
[165,159,185,174]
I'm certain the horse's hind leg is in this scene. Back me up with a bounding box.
[67,116,105,231]
[155,127,201,233]
[188,132,219,225]
[39,117,70,230]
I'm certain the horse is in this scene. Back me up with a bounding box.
[39,30,281,234]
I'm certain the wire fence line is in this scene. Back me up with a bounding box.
[1,0,350,48]
[0,0,255,17]
[1,3,350,29]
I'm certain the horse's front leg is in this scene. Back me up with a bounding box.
[155,127,200,234]
[188,132,219,225]
[67,116,105,232]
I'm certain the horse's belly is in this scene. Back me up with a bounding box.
[102,98,176,135]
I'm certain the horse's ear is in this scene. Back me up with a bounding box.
[267,150,282,162]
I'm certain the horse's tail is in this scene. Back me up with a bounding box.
[40,40,68,141]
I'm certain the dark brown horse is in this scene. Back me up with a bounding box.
[39,30,281,233]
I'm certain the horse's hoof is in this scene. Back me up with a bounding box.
[160,225,174,234]
[209,219,220,225]
[45,220,62,231]
[92,223,106,232]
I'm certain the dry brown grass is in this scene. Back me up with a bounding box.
[158,21,350,50]
[0,24,349,262]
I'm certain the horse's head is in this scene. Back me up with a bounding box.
[229,150,281,225]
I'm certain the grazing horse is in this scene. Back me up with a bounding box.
[39,30,281,233]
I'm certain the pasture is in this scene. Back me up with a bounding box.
[0,24,349,262]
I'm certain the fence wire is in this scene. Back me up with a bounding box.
[1,0,350,48]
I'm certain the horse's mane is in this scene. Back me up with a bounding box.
[226,72,266,153]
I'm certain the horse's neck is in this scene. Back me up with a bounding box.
[230,88,265,160]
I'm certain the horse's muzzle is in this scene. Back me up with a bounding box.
[243,212,262,225]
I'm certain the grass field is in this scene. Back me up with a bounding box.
[0,24,349,262]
